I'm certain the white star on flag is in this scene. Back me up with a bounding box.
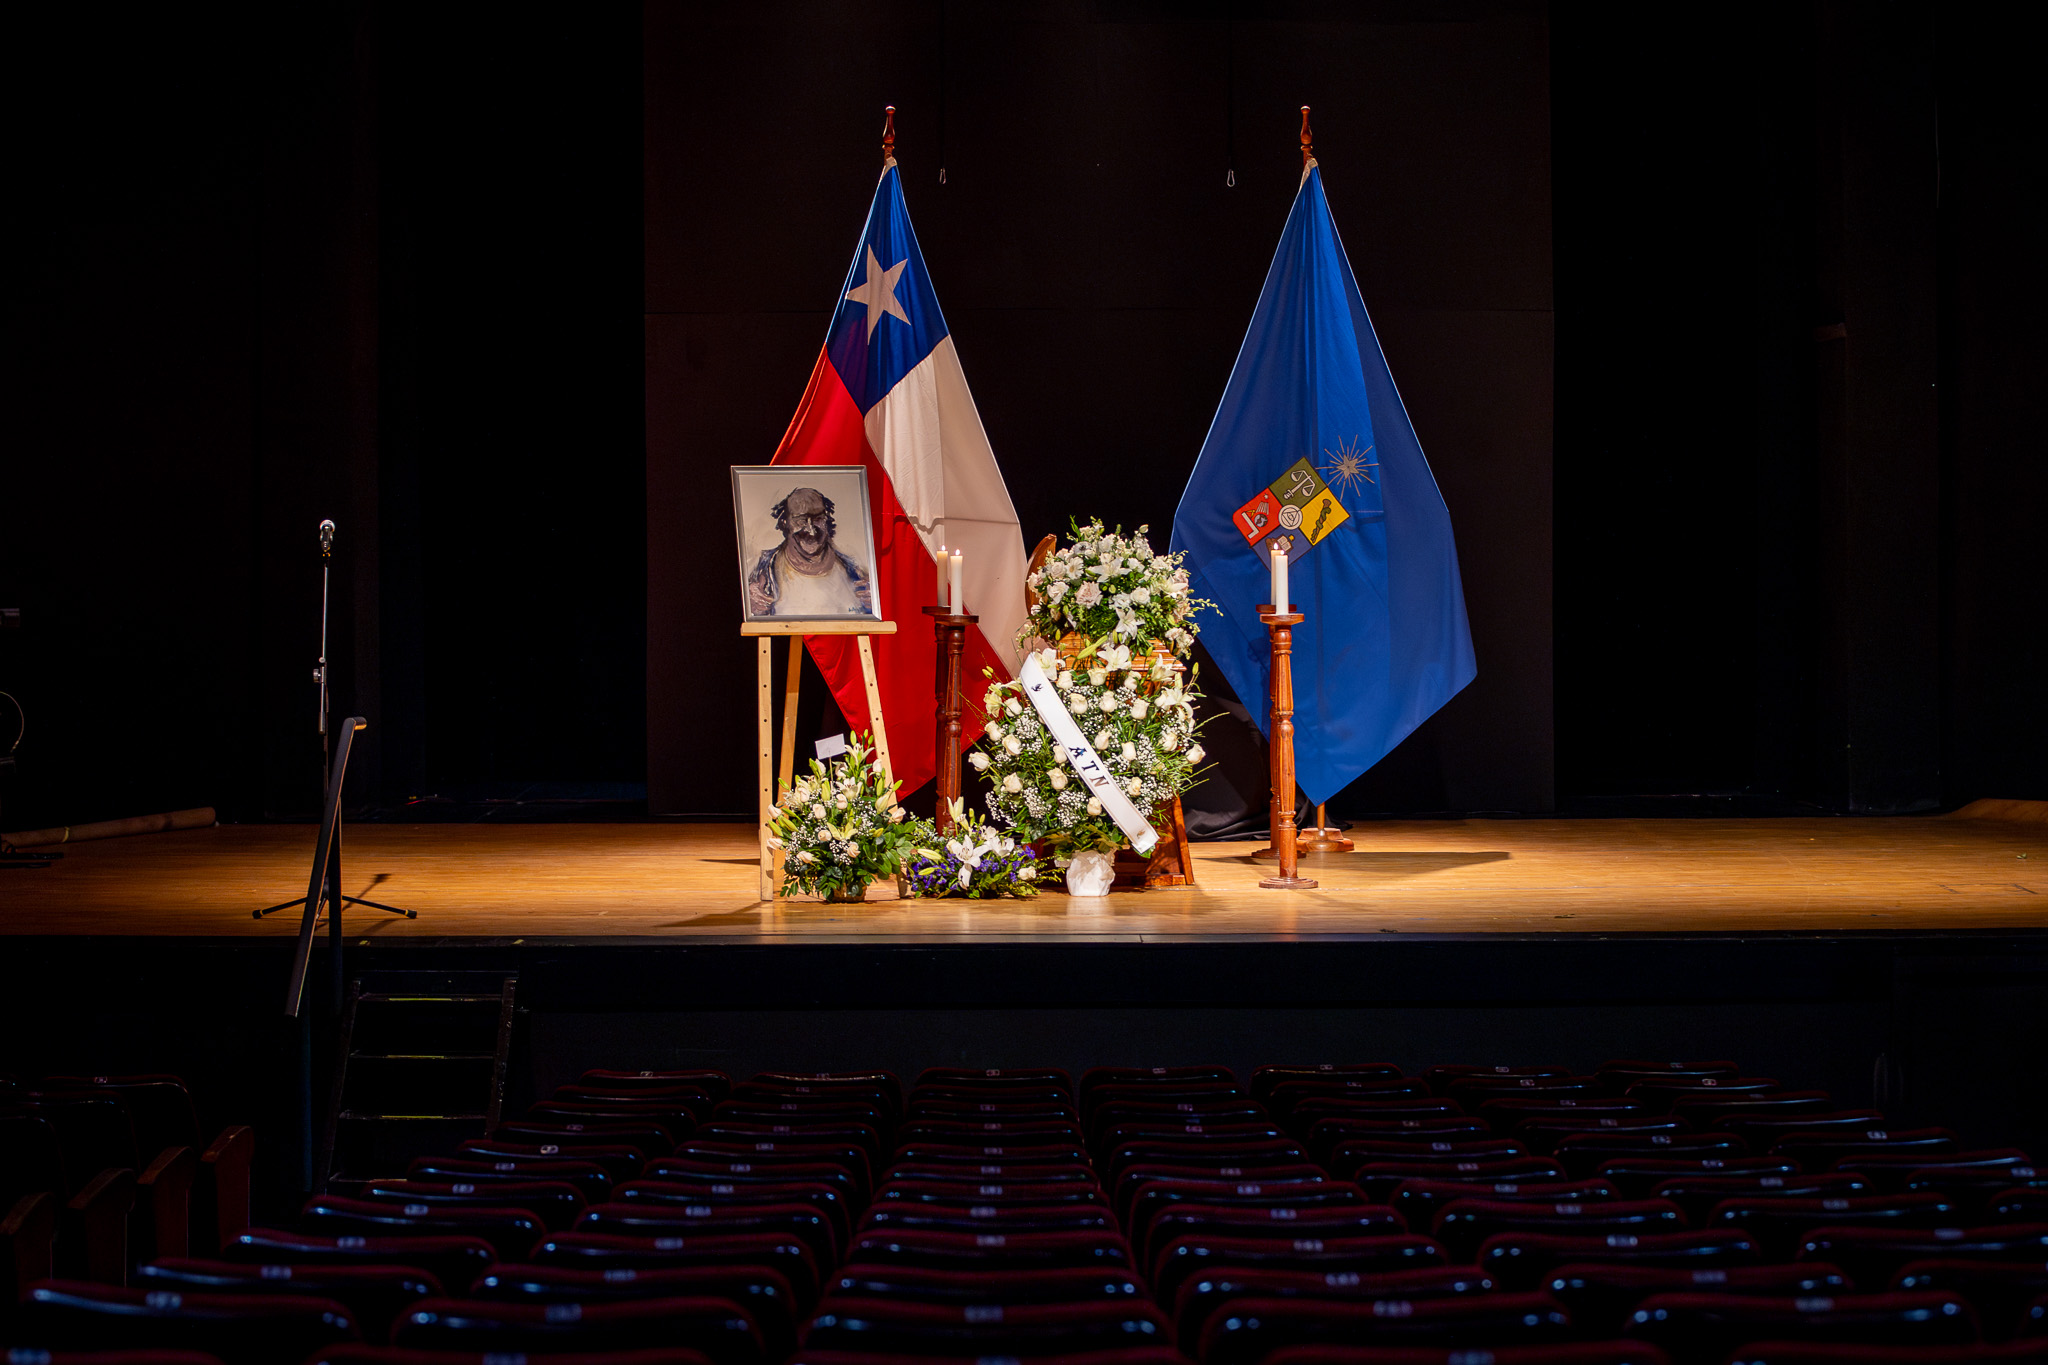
[844,245,910,341]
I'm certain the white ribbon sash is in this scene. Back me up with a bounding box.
[1017,653,1158,856]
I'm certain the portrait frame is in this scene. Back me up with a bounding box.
[730,464,882,624]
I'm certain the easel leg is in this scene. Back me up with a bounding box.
[756,637,773,902]
[856,634,894,790]
[773,636,801,897]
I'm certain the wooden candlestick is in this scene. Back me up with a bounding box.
[1256,605,1316,890]
[924,605,978,834]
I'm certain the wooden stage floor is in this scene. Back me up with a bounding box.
[5,808,2045,942]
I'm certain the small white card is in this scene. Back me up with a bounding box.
[814,733,848,760]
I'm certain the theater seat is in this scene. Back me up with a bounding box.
[1893,1259,2048,1342]
[1150,1235,1447,1308]
[1540,1262,1852,1339]
[311,1348,716,1364]
[799,1297,1169,1357]
[1795,1224,2048,1290]
[390,1296,763,1363]
[0,1352,229,1364]
[1196,1291,1573,1365]
[1476,1228,1759,1291]
[1266,1346,1672,1365]
[1432,1197,1684,1263]
[218,1229,496,1299]
[792,1346,1190,1365]
[1169,1264,1495,1351]
[1721,1344,2048,1364]
[135,1257,440,1345]
[298,1194,543,1263]
[525,1232,820,1308]
[469,1261,798,1353]
[1625,1290,1978,1365]
[11,1280,358,1365]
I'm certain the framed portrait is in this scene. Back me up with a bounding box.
[731,465,882,624]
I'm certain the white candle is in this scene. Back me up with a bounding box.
[949,549,965,614]
[935,544,948,605]
[1270,538,1289,615]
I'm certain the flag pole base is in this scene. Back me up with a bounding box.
[1298,802,1354,853]
[1259,874,1320,889]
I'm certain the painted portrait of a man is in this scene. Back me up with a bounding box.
[731,466,879,622]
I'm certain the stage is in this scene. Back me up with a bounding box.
[7,806,2047,1191]
[6,805,2045,941]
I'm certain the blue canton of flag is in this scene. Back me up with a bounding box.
[824,166,949,413]
[1170,164,1477,805]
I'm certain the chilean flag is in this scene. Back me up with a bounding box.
[771,157,1027,794]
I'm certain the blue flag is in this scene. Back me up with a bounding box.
[1171,164,1476,805]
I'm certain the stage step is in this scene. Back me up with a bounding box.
[316,970,517,1193]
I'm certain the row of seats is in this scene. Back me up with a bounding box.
[4,1059,2045,1363]
[2,1075,252,1296]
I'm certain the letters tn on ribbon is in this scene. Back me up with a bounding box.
[1017,654,1158,857]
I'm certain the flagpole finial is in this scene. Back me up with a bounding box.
[882,105,897,167]
[1299,106,1314,167]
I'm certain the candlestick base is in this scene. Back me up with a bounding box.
[1297,827,1354,853]
[1257,873,1319,889]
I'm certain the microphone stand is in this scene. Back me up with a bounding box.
[255,520,415,929]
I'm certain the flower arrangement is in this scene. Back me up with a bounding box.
[766,734,920,902]
[973,644,1209,856]
[1023,520,1210,656]
[901,800,1043,899]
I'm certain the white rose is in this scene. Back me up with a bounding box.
[888,807,904,821]
[1049,770,1068,790]
[1130,587,1151,604]
[1056,670,1074,690]
[1002,773,1023,793]
[1187,744,1205,765]
[1075,582,1102,607]
[1162,730,1179,751]
[968,751,990,772]
[1126,777,1143,796]
[810,803,828,820]
[1089,669,1108,687]
[1098,693,1118,713]
[796,851,816,865]
[1086,798,1103,815]
[1005,697,1023,717]
[1094,727,1114,750]
[1121,742,1137,762]
[1130,698,1149,720]
[985,721,1003,740]
[1003,736,1022,755]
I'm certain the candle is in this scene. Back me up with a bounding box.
[935,544,948,606]
[1270,537,1289,615]
[949,549,965,614]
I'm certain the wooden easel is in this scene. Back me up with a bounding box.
[743,619,898,901]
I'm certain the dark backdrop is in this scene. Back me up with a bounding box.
[2,1,2041,833]
[646,1,1557,816]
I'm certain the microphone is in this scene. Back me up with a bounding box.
[319,519,336,556]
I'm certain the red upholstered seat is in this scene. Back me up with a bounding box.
[219,1229,494,1300]
[1197,1290,1574,1365]
[1477,1228,1759,1290]
[525,1231,820,1308]
[1169,1263,1496,1350]
[469,1261,799,1352]
[1541,1261,1852,1338]
[135,1257,441,1346]
[1625,1290,1978,1364]
[12,1280,359,1365]
[390,1294,764,1362]
[799,1296,1169,1357]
